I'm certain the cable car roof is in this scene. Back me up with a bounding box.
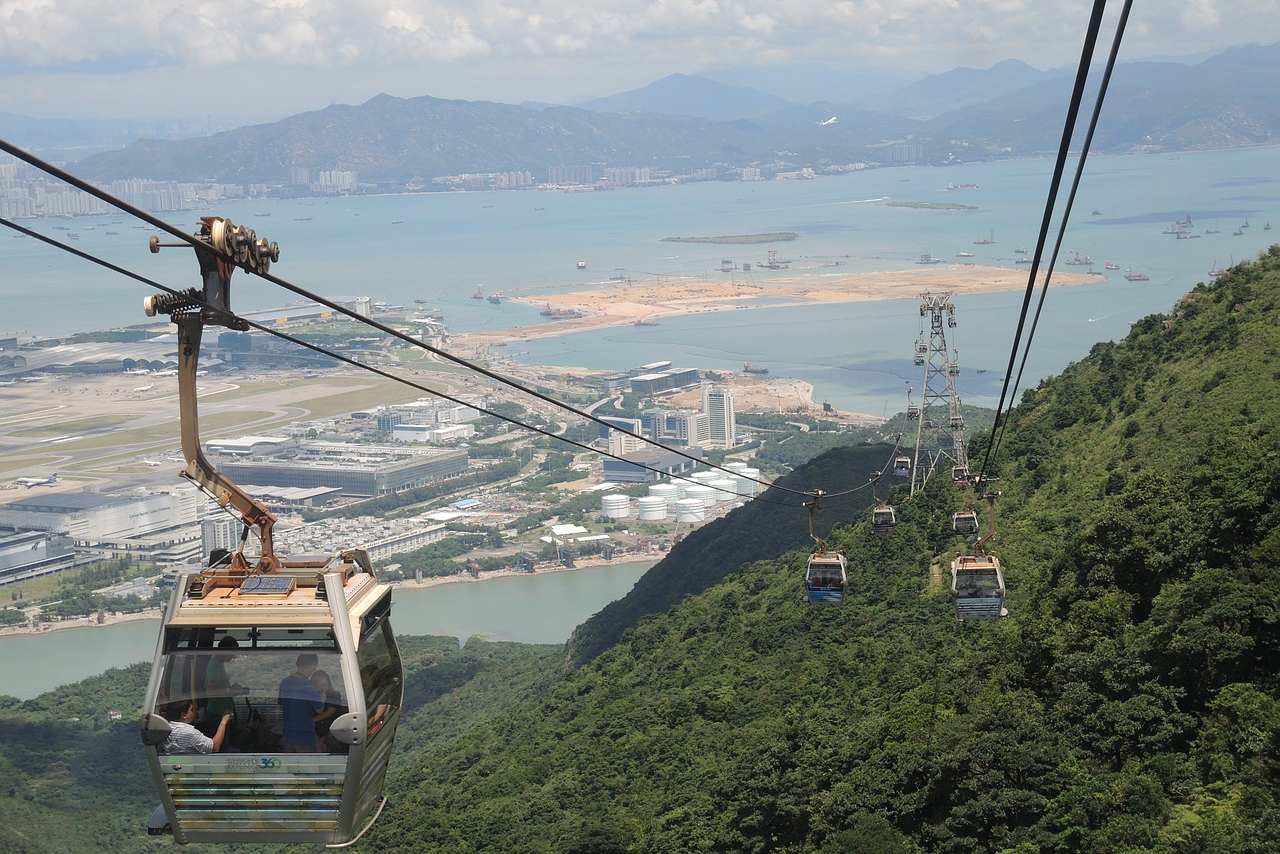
[952,554,1001,572]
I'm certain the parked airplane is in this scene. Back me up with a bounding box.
[16,473,58,488]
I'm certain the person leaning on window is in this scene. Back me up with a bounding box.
[162,700,231,754]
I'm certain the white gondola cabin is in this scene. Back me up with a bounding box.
[951,464,970,486]
[805,552,847,604]
[872,504,897,535]
[142,554,403,846]
[893,455,911,477]
[952,510,979,535]
[136,218,403,846]
[950,554,1007,620]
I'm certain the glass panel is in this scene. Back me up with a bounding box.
[164,626,337,652]
[357,619,402,741]
[155,649,349,754]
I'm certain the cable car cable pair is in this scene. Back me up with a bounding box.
[0,217,790,507]
[977,0,1127,481]
[989,0,1133,468]
[0,137,809,501]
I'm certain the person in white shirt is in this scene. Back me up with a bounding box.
[161,700,231,754]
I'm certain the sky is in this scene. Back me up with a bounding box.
[1,0,1278,121]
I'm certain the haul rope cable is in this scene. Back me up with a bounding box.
[976,0,1109,483]
[989,0,1133,466]
[0,216,807,505]
[0,136,808,498]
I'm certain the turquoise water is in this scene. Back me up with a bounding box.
[2,147,1276,345]
[0,560,653,699]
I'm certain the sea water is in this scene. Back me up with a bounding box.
[1,145,1275,348]
[0,560,653,699]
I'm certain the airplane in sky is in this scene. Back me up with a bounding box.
[819,116,839,126]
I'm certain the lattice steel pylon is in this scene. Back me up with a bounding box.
[909,292,968,496]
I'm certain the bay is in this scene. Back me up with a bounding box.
[0,560,653,699]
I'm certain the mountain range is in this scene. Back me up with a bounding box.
[61,41,1280,184]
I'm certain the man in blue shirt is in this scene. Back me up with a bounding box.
[277,654,324,752]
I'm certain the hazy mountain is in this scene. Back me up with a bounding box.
[928,43,1280,153]
[577,73,794,121]
[705,61,918,106]
[867,58,1058,119]
[0,112,220,158]
[74,93,777,183]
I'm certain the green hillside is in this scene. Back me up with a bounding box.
[566,442,902,668]
[0,251,1277,852]
[364,250,1280,852]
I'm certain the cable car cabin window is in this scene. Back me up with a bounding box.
[164,625,338,651]
[956,572,1001,596]
[808,569,844,588]
[154,647,350,754]
[358,616,402,741]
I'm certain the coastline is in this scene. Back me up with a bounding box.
[0,553,663,639]
[464,264,1099,346]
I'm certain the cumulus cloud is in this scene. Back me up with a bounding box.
[0,0,1274,71]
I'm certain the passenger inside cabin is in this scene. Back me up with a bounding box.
[162,700,231,754]
[204,636,240,722]
[311,669,346,752]
[278,653,326,752]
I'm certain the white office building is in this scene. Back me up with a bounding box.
[702,384,736,449]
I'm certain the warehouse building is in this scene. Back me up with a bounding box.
[601,447,701,483]
[0,531,76,586]
[222,444,467,496]
[630,368,700,396]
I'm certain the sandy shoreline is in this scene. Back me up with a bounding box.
[463,264,1098,346]
[0,554,662,639]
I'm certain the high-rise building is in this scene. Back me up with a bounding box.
[201,515,242,561]
[702,384,736,449]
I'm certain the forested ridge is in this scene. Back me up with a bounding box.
[365,251,1280,852]
[0,252,1277,852]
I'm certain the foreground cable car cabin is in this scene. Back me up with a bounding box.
[142,554,403,846]
[893,455,911,477]
[137,218,402,846]
[950,554,1008,620]
[805,552,848,604]
[872,504,897,535]
[952,510,979,535]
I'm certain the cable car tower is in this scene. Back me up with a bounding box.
[909,292,969,496]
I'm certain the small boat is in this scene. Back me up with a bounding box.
[633,318,659,327]
[105,230,119,235]
[1205,228,1220,234]
[67,232,80,240]
[720,258,734,272]
[293,216,313,222]
[916,253,944,265]
[1209,261,1226,278]
[1064,251,1093,266]
[956,251,976,258]
[742,362,769,375]
[1015,257,1032,264]
[391,220,405,225]
[471,286,485,300]
[487,292,504,304]
[1091,209,1102,215]
[1233,229,1245,236]
[576,260,588,270]
[1104,262,1121,270]
[1124,270,1150,282]
[254,212,271,217]
[1242,218,1251,228]
[1266,222,1273,231]
[973,229,995,245]
[1013,248,1028,254]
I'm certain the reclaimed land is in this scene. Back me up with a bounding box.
[660,231,799,244]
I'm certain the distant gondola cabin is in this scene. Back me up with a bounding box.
[952,510,979,535]
[872,505,897,535]
[805,552,847,604]
[950,553,1007,620]
[893,456,911,477]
